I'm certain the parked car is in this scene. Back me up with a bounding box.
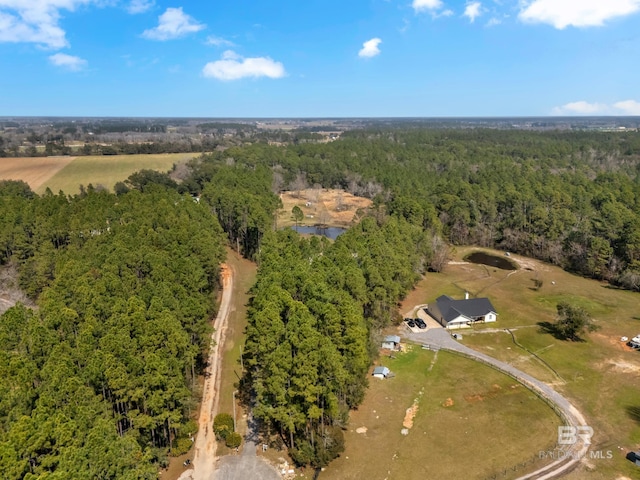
[406,319,416,328]
[183,459,191,467]
[415,318,427,329]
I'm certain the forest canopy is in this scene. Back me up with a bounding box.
[0,181,226,478]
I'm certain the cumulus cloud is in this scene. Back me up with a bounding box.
[49,52,87,71]
[142,7,205,40]
[552,101,608,115]
[0,0,93,49]
[412,0,444,13]
[202,50,286,81]
[552,100,640,115]
[464,1,482,22]
[613,100,640,115]
[519,0,640,29]
[127,0,154,14]
[205,35,234,47]
[358,38,382,58]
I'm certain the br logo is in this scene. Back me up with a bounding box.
[558,426,593,445]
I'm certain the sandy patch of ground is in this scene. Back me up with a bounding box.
[602,359,640,374]
[442,398,454,407]
[509,254,551,272]
[278,188,371,227]
[355,427,368,434]
[464,384,504,403]
[403,403,419,429]
[0,157,76,191]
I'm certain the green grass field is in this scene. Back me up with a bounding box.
[317,348,561,480]
[401,247,640,479]
[36,153,198,195]
[217,249,257,451]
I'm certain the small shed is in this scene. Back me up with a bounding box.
[382,335,401,350]
[372,366,390,379]
[630,335,640,349]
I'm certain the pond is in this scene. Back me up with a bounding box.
[290,225,347,240]
[464,251,518,271]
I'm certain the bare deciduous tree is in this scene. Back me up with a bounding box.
[290,172,308,199]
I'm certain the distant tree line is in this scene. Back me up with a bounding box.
[187,129,640,290]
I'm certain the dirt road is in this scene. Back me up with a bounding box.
[179,263,234,480]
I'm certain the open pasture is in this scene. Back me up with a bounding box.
[402,247,640,479]
[316,348,561,480]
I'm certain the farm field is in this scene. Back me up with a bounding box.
[277,188,371,229]
[36,153,198,195]
[0,156,76,191]
[1,153,198,195]
[315,348,561,480]
[397,247,640,479]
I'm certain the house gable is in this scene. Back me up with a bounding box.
[429,295,497,329]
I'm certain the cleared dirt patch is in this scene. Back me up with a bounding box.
[0,156,75,191]
[278,188,371,228]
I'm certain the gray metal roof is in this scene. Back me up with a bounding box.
[436,295,497,323]
[373,366,390,375]
[384,335,401,344]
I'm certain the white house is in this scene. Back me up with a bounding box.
[372,366,390,379]
[381,335,401,350]
[427,294,497,330]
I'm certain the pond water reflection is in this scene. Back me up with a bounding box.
[291,225,347,240]
[464,251,517,270]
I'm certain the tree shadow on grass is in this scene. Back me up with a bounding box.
[537,321,586,342]
[626,406,640,424]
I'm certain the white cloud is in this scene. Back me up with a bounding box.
[127,0,154,14]
[519,0,640,29]
[412,0,443,11]
[464,1,482,22]
[485,16,502,26]
[142,7,205,40]
[202,50,286,81]
[205,35,234,47]
[0,0,93,49]
[553,100,640,115]
[552,101,608,115]
[613,100,640,115]
[49,52,87,70]
[358,38,382,58]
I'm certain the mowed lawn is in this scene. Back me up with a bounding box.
[318,348,560,480]
[35,153,198,195]
[404,247,640,479]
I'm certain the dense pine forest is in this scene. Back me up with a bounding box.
[2,127,640,476]
[0,181,225,478]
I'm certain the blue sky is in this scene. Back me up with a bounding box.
[1,0,639,117]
